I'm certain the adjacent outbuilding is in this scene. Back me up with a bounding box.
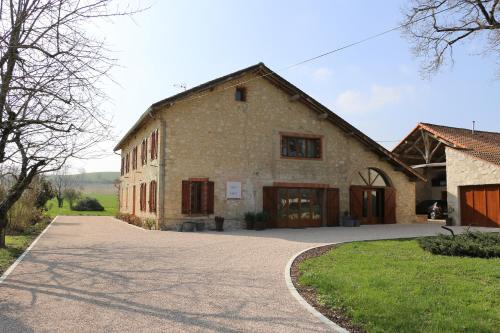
[393,123,500,227]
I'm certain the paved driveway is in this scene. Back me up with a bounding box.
[0,216,494,332]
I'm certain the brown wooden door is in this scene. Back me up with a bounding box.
[326,188,339,226]
[384,187,396,224]
[350,186,386,224]
[265,187,327,228]
[460,184,500,227]
[263,186,278,228]
[132,185,136,215]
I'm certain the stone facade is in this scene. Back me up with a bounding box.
[118,119,161,223]
[118,71,418,229]
[446,147,500,225]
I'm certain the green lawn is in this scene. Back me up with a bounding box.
[299,239,500,333]
[47,193,118,217]
[0,222,49,275]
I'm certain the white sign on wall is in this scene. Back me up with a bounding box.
[226,181,242,199]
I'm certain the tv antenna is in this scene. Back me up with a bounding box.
[173,83,187,91]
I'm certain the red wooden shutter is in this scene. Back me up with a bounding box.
[384,187,396,224]
[154,181,157,212]
[206,181,214,215]
[350,186,363,220]
[326,188,340,226]
[263,186,278,228]
[155,129,159,159]
[149,181,157,213]
[181,180,191,214]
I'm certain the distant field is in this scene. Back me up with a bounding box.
[47,171,120,195]
[47,193,118,217]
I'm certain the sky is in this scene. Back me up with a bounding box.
[73,0,500,173]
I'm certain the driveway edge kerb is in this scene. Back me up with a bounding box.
[112,217,149,231]
[285,243,350,333]
[0,215,58,284]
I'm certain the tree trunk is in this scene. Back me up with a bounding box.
[0,210,7,248]
[57,197,63,208]
[0,227,5,249]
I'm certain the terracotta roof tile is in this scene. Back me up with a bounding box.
[420,123,500,166]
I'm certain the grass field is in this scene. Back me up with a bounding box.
[0,221,49,275]
[299,239,500,333]
[47,193,118,217]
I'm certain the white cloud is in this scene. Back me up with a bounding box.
[335,84,414,113]
[312,67,333,81]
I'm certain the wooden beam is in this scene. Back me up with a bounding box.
[411,162,447,169]
[403,135,423,154]
[289,94,301,102]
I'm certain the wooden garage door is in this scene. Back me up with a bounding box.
[460,184,500,227]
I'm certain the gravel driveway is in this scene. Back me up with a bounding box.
[0,216,492,333]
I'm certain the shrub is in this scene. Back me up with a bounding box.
[254,211,268,230]
[143,218,156,230]
[116,212,132,223]
[72,197,104,211]
[244,212,255,230]
[128,215,142,227]
[418,231,500,258]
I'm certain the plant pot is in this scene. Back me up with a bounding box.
[254,221,266,231]
[342,217,360,227]
[182,221,196,232]
[245,220,254,230]
[195,222,205,231]
[215,217,224,232]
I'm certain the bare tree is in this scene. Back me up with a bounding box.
[0,0,140,247]
[402,0,500,75]
[52,165,73,208]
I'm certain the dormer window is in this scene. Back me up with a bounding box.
[235,87,246,102]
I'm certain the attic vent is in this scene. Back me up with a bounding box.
[235,87,247,102]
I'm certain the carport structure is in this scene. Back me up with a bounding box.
[393,123,500,227]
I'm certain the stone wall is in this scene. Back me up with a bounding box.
[153,72,417,228]
[446,147,500,225]
[118,118,161,224]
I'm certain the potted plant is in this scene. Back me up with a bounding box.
[341,210,360,227]
[254,211,268,230]
[244,212,256,230]
[215,216,224,232]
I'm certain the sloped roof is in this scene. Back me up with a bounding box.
[394,122,500,166]
[115,63,424,180]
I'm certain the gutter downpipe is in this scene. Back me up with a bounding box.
[157,118,167,230]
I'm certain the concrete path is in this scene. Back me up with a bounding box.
[0,216,494,333]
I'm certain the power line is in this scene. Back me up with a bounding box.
[169,5,455,106]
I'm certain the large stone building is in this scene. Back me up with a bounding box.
[114,63,424,229]
[393,123,500,227]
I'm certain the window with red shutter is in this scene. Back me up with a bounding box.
[155,129,159,159]
[150,130,158,160]
[149,180,157,213]
[181,179,214,216]
[132,146,138,170]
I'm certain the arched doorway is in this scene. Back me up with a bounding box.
[350,168,396,224]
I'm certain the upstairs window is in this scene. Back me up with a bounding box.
[235,87,247,102]
[181,179,214,215]
[121,157,125,175]
[125,152,130,173]
[132,146,138,170]
[139,183,147,212]
[281,135,322,159]
[150,129,159,160]
[141,138,148,165]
